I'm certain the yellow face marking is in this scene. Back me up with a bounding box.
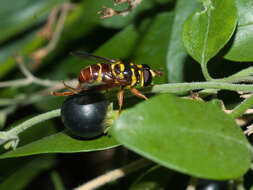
[150,70,157,77]
[130,62,134,66]
[97,64,102,82]
[131,68,137,86]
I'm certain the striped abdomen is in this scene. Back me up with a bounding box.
[79,63,114,84]
[78,62,144,88]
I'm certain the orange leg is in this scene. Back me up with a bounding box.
[51,81,79,96]
[77,82,82,92]
[130,88,148,100]
[117,88,124,116]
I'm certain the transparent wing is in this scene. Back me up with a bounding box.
[71,51,118,63]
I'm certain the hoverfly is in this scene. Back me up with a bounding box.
[51,52,162,114]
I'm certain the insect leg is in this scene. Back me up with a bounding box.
[51,91,76,96]
[117,88,124,116]
[130,88,148,100]
[77,82,82,92]
[51,81,78,96]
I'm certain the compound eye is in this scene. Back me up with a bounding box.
[143,69,152,86]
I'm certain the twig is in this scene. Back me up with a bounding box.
[98,0,143,18]
[0,55,60,88]
[0,109,61,149]
[150,82,253,94]
[75,158,152,190]
[38,7,61,40]
[230,94,253,119]
[244,124,253,136]
[31,3,74,69]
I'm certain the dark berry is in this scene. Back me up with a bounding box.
[61,91,110,139]
[196,180,228,190]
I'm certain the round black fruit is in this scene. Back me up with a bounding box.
[61,91,109,138]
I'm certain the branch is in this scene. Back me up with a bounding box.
[0,55,60,88]
[230,94,253,119]
[31,3,75,69]
[0,109,61,149]
[75,158,152,190]
[150,82,253,94]
[98,0,143,18]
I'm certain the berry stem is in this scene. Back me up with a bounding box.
[0,109,61,149]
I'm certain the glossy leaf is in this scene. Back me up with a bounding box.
[111,94,251,179]
[224,0,253,61]
[0,156,55,190]
[0,131,120,159]
[167,0,201,82]
[133,12,173,84]
[182,0,237,65]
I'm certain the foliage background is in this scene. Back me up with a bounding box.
[0,0,253,189]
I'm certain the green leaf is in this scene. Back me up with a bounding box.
[0,0,65,43]
[0,156,55,190]
[133,12,173,84]
[0,131,120,159]
[111,94,251,180]
[167,0,201,82]
[182,0,238,65]
[224,0,253,61]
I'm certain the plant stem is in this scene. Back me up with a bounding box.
[230,95,253,119]
[75,158,152,190]
[8,109,60,136]
[151,82,253,94]
[201,64,213,81]
[0,109,61,149]
[1,81,252,149]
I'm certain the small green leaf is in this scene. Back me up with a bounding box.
[0,132,120,159]
[0,156,55,190]
[167,0,201,82]
[112,94,251,179]
[224,0,253,61]
[182,0,238,65]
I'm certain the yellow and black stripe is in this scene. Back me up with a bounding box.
[111,62,144,88]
